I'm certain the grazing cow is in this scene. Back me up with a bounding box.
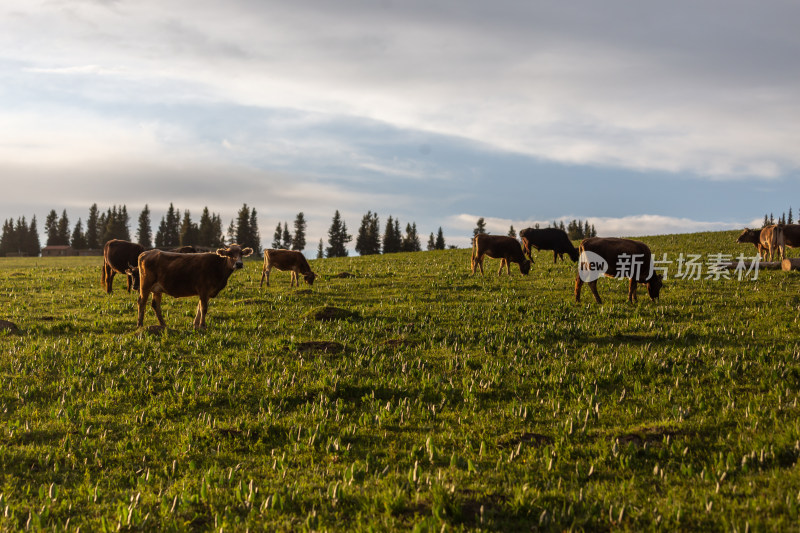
[759,225,784,261]
[778,224,800,258]
[136,244,253,330]
[575,237,662,304]
[260,249,316,288]
[102,239,145,294]
[519,227,580,264]
[736,228,762,255]
[471,234,531,275]
[170,245,199,253]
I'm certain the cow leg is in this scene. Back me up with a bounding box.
[628,280,638,302]
[471,254,484,275]
[194,298,209,330]
[260,265,268,287]
[125,273,133,293]
[151,292,167,328]
[574,275,583,302]
[497,259,505,276]
[588,281,602,304]
[291,271,298,287]
[137,290,148,327]
[105,266,115,294]
[553,251,558,264]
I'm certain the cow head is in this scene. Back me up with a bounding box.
[216,244,254,270]
[125,264,140,291]
[304,271,317,285]
[520,259,532,275]
[736,228,760,244]
[646,273,663,301]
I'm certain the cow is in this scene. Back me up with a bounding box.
[519,227,580,264]
[575,237,663,304]
[102,239,145,294]
[136,244,253,330]
[759,225,784,261]
[777,224,800,258]
[170,245,199,253]
[471,234,531,275]
[736,228,762,255]
[260,249,316,287]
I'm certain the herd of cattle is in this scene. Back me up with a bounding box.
[102,239,315,329]
[100,224,783,329]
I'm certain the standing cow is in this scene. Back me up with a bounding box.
[102,239,145,294]
[471,234,531,275]
[136,244,253,330]
[759,225,784,261]
[736,228,762,256]
[519,227,580,263]
[575,237,662,304]
[260,249,316,287]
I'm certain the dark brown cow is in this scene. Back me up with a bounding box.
[102,239,145,294]
[170,245,199,253]
[260,249,316,287]
[736,228,761,255]
[759,225,783,261]
[519,227,580,263]
[136,244,253,330]
[778,224,800,258]
[471,234,531,275]
[575,237,662,304]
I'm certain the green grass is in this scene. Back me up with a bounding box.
[1,230,799,531]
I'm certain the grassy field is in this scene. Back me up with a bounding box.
[1,230,799,531]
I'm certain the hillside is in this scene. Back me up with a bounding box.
[1,230,799,530]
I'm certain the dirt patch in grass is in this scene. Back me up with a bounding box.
[297,341,344,354]
[0,320,19,333]
[616,425,683,447]
[332,272,354,278]
[498,431,554,448]
[304,306,360,321]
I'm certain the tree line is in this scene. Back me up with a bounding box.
[0,205,448,259]
[762,207,794,227]
[472,217,597,241]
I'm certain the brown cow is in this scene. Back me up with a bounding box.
[778,223,800,258]
[260,249,316,287]
[471,234,531,275]
[102,239,145,294]
[575,237,662,304]
[136,244,253,330]
[519,227,580,264]
[759,225,784,261]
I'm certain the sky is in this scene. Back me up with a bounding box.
[2,0,800,251]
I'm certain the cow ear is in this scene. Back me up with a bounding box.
[216,248,229,257]
[242,247,254,257]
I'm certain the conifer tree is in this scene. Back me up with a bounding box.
[508,225,516,238]
[71,219,87,249]
[27,215,41,256]
[435,227,445,250]
[136,205,152,248]
[355,211,381,255]
[382,216,402,254]
[281,222,292,249]
[317,239,324,259]
[292,212,307,251]
[45,210,59,246]
[427,232,436,251]
[401,222,421,252]
[326,210,351,257]
[272,222,283,249]
[249,208,262,256]
[180,210,200,246]
[473,217,486,237]
[86,204,100,249]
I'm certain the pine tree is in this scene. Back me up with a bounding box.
[770,213,775,225]
[236,204,253,248]
[56,209,70,246]
[326,210,351,258]
[427,233,436,251]
[317,239,324,259]
[198,207,215,247]
[508,225,516,238]
[27,215,41,256]
[473,217,487,237]
[763,214,769,228]
[155,217,167,248]
[180,210,200,246]
[401,223,421,252]
[356,211,381,256]
[137,205,152,248]
[226,219,236,244]
[0,219,13,256]
[45,210,59,246]
[71,219,87,249]
[435,227,445,250]
[272,222,283,249]
[382,216,402,254]
[163,204,180,247]
[281,222,292,249]
[118,205,131,241]
[249,208,262,256]
[789,207,794,225]
[86,204,100,249]
[292,212,307,251]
